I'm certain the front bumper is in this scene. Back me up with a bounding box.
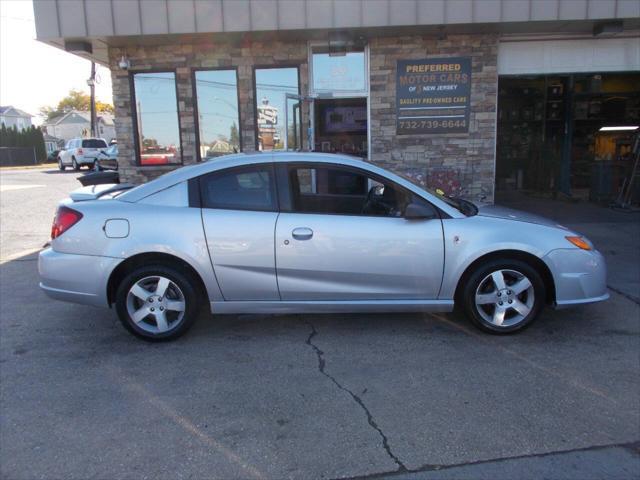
[543,248,609,308]
[38,248,122,307]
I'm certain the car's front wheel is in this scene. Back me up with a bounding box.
[461,259,545,334]
[115,265,201,341]
[58,159,65,171]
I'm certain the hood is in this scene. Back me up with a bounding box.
[475,203,567,229]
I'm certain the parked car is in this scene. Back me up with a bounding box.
[47,150,60,163]
[58,138,108,171]
[39,153,608,341]
[94,144,118,171]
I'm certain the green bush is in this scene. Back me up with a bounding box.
[0,123,47,162]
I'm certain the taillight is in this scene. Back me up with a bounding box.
[77,148,83,155]
[51,206,83,239]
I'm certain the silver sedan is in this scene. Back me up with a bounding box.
[39,153,608,341]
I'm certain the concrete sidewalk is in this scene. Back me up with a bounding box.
[497,191,640,304]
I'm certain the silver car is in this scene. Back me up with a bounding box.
[39,153,608,341]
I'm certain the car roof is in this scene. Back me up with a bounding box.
[117,152,463,217]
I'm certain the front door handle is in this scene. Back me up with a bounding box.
[292,227,313,241]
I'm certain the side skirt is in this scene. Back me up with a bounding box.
[210,299,455,315]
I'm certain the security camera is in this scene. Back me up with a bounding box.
[118,56,130,70]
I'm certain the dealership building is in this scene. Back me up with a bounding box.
[34,0,639,202]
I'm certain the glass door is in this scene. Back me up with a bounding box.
[284,93,314,151]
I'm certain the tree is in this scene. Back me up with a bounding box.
[0,123,7,147]
[39,89,114,120]
[0,124,46,161]
[229,122,239,148]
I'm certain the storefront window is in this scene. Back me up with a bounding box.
[132,72,181,165]
[496,73,640,201]
[311,46,366,94]
[254,67,299,151]
[194,69,240,160]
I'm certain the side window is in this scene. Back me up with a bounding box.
[287,165,413,217]
[199,165,277,212]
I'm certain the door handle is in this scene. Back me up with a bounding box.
[292,227,313,241]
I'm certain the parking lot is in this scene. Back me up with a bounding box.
[1,167,639,479]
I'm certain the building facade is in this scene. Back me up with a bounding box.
[42,110,116,143]
[33,0,640,202]
[0,106,33,131]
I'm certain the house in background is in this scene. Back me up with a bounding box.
[0,106,33,131]
[42,110,116,143]
[43,133,65,155]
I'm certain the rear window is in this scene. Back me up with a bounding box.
[82,139,107,148]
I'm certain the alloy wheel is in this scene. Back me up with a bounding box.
[474,269,535,327]
[126,275,186,334]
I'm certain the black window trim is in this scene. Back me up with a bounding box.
[197,163,279,213]
[252,64,302,152]
[192,67,242,163]
[129,69,184,167]
[277,161,443,219]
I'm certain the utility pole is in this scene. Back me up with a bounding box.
[87,62,96,137]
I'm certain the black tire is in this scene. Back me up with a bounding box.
[461,259,545,334]
[58,159,66,171]
[115,265,201,341]
[72,157,80,171]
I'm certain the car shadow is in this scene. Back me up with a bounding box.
[43,169,89,174]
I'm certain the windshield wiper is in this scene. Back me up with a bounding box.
[452,197,478,216]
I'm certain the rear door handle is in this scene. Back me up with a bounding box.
[292,227,313,241]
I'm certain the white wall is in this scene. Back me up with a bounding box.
[498,36,640,75]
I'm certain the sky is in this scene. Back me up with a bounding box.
[0,0,113,125]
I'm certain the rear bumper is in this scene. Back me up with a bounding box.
[543,248,609,308]
[76,156,96,165]
[38,248,122,307]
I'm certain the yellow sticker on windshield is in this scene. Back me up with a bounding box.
[436,188,445,196]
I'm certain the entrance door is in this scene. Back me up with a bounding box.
[285,93,313,151]
[275,163,445,301]
[313,97,368,157]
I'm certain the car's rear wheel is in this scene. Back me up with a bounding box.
[58,159,65,171]
[115,265,200,341]
[461,259,545,334]
[72,157,80,171]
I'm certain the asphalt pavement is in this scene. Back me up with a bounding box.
[1,167,639,479]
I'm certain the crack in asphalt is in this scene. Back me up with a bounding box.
[608,285,640,305]
[305,321,407,472]
[334,440,640,480]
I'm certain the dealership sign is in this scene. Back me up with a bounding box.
[396,57,471,135]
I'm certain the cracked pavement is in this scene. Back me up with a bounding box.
[1,168,639,479]
[306,320,407,472]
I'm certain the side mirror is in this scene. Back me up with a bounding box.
[404,202,437,220]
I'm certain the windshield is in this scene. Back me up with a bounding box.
[82,139,107,148]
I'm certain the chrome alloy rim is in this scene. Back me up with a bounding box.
[126,276,186,334]
[475,269,534,327]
